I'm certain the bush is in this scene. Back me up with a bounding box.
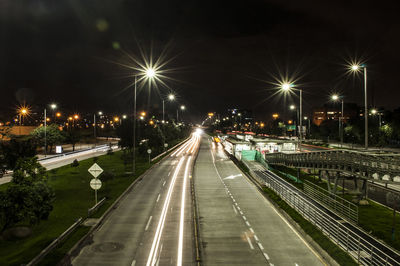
[71,159,79,167]
[106,149,114,155]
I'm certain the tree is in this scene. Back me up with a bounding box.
[0,157,54,232]
[65,129,82,151]
[31,124,65,153]
[0,137,37,169]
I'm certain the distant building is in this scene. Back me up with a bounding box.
[312,103,359,126]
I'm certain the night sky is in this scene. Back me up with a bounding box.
[1,0,399,122]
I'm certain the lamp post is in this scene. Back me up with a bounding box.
[133,68,157,175]
[281,83,302,151]
[351,64,368,149]
[371,109,382,127]
[44,108,47,157]
[50,103,57,122]
[331,94,344,146]
[177,105,185,123]
[163,94,175,122]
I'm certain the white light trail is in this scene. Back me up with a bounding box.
[171,137,193,157]
[177,156,192,266]
[146,157,185,266]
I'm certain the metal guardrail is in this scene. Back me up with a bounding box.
[27,217,83,266]
[265,150,400,183]
[303,180,358,224]
[88,197,106,217]
[256,169,400,265]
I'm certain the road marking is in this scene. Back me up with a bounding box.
[249,228,254,233]
[244,232,254,250]
[163,181,166,186]
[145,216,153,231]
[246,221,251,227]
[131,260,136,266]
[232,204,238,214]
[240,211,243,215]
[263,253,270,260]
[257,242,264,250]
[168,171,171,176]
[242,215,247,221]
[178,156,192,266]
[156,194,160,202]
[254,234,259,241]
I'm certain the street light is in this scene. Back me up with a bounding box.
[371,109,382,128]
[331,94,344,146]
[177,105,186,122]
[350,63,368,149]
[132,67,158,175]
[163,94,175,121]
[280,83,303,151]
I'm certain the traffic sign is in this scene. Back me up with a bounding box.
[147,149,152,154]
[90,178,102,190]
[88,163,103,178]
[164,143,168,148]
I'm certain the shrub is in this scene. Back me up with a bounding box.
[71,159,79,167]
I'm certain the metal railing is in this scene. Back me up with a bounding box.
[265,150,400,183]
[256,169,400,265]
[303,180,358,224]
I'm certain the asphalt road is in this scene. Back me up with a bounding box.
[72,134,200,266]
[194,136,326,265]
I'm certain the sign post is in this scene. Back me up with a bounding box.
[147,149,152,165]
[88,163,104,204]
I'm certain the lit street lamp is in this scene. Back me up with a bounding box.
[281,83,302,151]
[331,94,344,146]
[371,109,382,128]
[351,63,368,149]
[177,105,185,122]
[133,68,157,175]
[163,94,175,122]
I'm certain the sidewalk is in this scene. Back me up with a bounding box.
[328,142,400,153]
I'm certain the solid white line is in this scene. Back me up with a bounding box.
[145,216,153,231]
[156,194,160,202]
[263,252,270,260]
[146,157,185,266]
[244,232,254,250]
[163,181,166,186]
[257,242,264,250]
[131,260,136,266]
[177,156,192,266]
[232,205,238,215]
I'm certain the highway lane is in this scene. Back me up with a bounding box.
[72,134,201,266]
[194,136,325,265]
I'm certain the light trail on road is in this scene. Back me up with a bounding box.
[177,156,192,266]
[146,157,185,266]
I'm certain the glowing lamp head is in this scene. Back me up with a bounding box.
[73,115,79,119]
[21,108,27,114]
[281,83,291,91]
[168,94,175,100]
[351,65,360,71]
[145,68,156,78]
[180,105,185,110]
[98,111,103,115]
[56,112,61,117]
[290,105,295,110]
[371,109,377,115]
[122,115,127,119]
[331,94,339,101]
[114,117,119,122]
[50,104,57,109]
